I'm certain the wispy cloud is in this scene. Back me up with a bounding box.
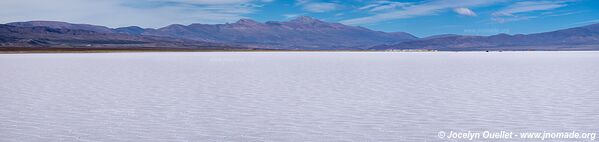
[574,19,599,25]
[541,10,582,17]
[492,1,572,23]
[0,0,272,28]
[492,1,569,16]
[303,3,338,12]
[341,0,501,25]
[149,0,253,5]
[283,13,304,19]
[296,0,339,13]
[453,7,477,16]
[359,1,410,12]
[492,16,536,23]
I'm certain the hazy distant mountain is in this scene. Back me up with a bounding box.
[7,21,115,33]
[421,34,461,40]
[3,16,416,50]
[3,17,599,51]
[0,24,242,50]
[114,26,146,35]
[140,16,417,50]
[372,24,599,51]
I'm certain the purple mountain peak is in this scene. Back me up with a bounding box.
[235,19,261,26]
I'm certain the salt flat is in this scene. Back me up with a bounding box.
[1,52,598,142]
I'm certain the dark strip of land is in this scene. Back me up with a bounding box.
[0,47,283,54]
[2,47,599,54]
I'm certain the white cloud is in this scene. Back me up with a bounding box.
[341,0,502,25]
[492,16,536,23]
[453,7,477,16]
[283,13,303,19]
[295,0,339,13]
[541,10,582,17]
[493,1,568,16]
[574,19,599,25]
[152,0,253,5]
[303,2,338,12]
[0,0,272,28]
[359,1,409,12]
[492,1,571,23]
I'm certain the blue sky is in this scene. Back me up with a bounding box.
[1,0,598,37]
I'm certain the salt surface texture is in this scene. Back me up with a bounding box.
[1,52,598,142]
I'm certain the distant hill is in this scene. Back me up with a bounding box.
[3,17,599,51]
[7,21,115,33]
[140,16,417,50]
[371,24,599,51]
[3,16,417,50]
[0,24,242,50]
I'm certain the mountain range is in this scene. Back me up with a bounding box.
[372,24,599,51]
[0,23,239,50]
[2,16,599,51]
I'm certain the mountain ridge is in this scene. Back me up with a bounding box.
[0,24,246,50]
[371,23,599,51]
[3,17,599,51]
[4,16,417,50]
[141,16,417,49]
